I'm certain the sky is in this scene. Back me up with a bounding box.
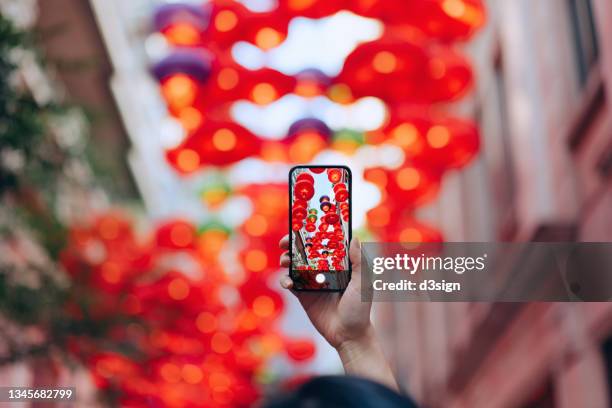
[230,11,386,138]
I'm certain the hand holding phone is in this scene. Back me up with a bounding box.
[289,166,352,291]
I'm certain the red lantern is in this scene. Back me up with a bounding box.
[292,221,303,232]
[239,274,285,318]
[296,172,315,184]
[319,223,329,232]
[203,2,292,50]
[347,0,486,42]
[154,4,209,47]
[249,25,289,52]
[294,180,315,200]
[293,199,307,209]
[199,66,296,111]
[293,201,307,212]
[165,121,262,172]
[310,167,325,174]
[201,2,249,47]
[365,165,442,208]
[337,35,473,104]
[376,108,480,170]
[282,119,332,163]
[333,183,347,193]
[424,120,480,169]
[154,51,211,110]
[335,188,348,202]
[327,168,342,183]
[325,213,340,225]
[210,4,291,51]
[292,206,307,220]
[305,223,316,233]
[164,83,201,125]
[155,219,197,250]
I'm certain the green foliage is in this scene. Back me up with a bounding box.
[0,14,100,364]
[0,15,87,259]
[0,17,41,152]
[0,15,73,196]
[0,270,64,325]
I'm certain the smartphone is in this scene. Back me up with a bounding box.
[289,165,352,291]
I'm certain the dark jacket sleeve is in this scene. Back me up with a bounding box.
[264,375,419,408]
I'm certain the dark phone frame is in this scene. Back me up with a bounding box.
[288,165,352,292]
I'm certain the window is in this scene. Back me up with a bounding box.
[567,0,600,85]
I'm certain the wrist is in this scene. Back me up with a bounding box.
[335,325,399,391]
[335,325,377,360]
[336,325,380,374]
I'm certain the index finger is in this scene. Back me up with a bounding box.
[279,234,289,250]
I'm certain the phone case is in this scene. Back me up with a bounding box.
[289,165,352,292]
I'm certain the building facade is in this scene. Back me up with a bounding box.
[375,0,612,407]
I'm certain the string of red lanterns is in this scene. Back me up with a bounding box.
[151,2,483,174]
[62,208,316,407]
[110,0,491,404]
[154,1,486,49]
[290,168,350,273]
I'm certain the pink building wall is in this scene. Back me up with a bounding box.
[376,0,612,406]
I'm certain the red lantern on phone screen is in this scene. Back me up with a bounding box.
[294,180,315,201]
[327,168,342,183]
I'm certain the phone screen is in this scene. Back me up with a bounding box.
[289,166,352,291]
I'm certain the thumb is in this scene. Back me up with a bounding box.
[345,237,373,316]
[348,237,362,281]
